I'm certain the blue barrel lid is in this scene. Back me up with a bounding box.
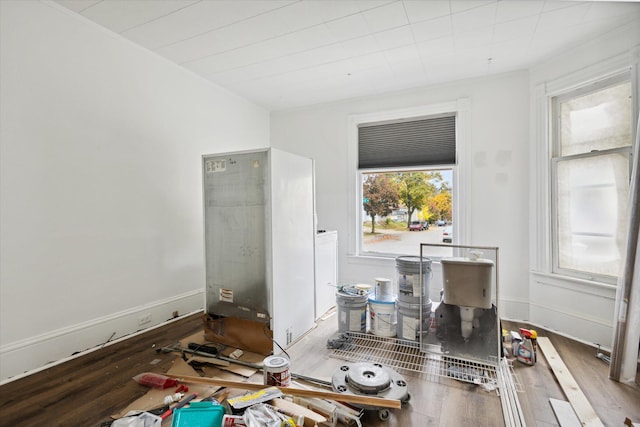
[368,296,396,304]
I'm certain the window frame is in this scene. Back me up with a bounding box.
[549,70,636,285]
[347,99,470,260]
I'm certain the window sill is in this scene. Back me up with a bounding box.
[347,254,397,267]
[530,270,617,297]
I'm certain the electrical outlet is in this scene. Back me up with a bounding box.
[286,328,292,346]
[138,313,152,326]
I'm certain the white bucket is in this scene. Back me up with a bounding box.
[396,256,431,304]
[263,355,291,387]
[336,290,368,333]
[369,297,396,337]
[374,277,394,301]
[396,299,433,341]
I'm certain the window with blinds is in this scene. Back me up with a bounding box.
[358,113,457,258]
[358,114,456,169]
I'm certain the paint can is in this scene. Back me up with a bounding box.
[396,298,433,341]
[369,296,396,337]
[374,277,394,301]
[396,256,431,303]
[336,288,368,333]
[263,355,291,387]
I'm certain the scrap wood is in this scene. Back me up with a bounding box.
[201,365,250,382]
[164,374,402,409]
[537,337,604,427]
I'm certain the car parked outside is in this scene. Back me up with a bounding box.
[442,226,453,243]
[435,220,447,226]
[421,221,429,230]
[409,221,424,231]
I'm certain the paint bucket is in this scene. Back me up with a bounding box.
[369,297,396,337]
[396,299,433,341]
[263,355,291,387]
[336,288,368,333]
[396,256,431,303]
[374,277,394,301]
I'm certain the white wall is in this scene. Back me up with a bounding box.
[271,70,531,322]
[0,1,269,382]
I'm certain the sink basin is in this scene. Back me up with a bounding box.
[441,257,494,309]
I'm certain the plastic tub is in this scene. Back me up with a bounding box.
[172,402,225,427]
[369,297,396,337]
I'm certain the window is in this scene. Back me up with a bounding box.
[361,169,453,258]
[348,103,465,259]
[551,73,634,283]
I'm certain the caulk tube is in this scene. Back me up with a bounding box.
[325,400,364,427]
[292,396,338,427]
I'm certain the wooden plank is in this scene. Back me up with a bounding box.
[549,398,581,427]
[165,374,402,409]
[537,337,604,427]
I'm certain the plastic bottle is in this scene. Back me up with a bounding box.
[515,328,537,366]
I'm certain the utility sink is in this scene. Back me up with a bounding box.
[441,256,494,309]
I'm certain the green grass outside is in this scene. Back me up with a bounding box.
[363,219,408,235]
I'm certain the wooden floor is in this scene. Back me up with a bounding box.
[0,312,638,426]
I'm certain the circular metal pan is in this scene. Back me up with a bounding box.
[331,362,410,408]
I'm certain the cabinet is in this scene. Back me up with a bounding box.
[315,230,338,319]
[202,148,315,349]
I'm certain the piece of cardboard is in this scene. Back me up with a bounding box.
[203,314,273,356]
[114,359,219,418]
[180,331,261,377]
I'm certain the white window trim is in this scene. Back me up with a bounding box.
[347,98,471,260]
[531,51,639,287]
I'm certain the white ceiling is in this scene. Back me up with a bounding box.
[54,0,640,111]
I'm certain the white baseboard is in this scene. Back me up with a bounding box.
[501,315,612,353]
[0,290,204,384]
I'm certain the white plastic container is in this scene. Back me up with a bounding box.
[374,277,394,301]
[368,297,396,337]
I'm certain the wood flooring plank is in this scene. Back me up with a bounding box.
[537,336,604,427]
[549,398,581,427]
[1,314,638,426]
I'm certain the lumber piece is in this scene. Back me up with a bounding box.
[537,337,604,427]
[165,374,402,409]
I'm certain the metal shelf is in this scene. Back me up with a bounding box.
[329,332,522,394]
